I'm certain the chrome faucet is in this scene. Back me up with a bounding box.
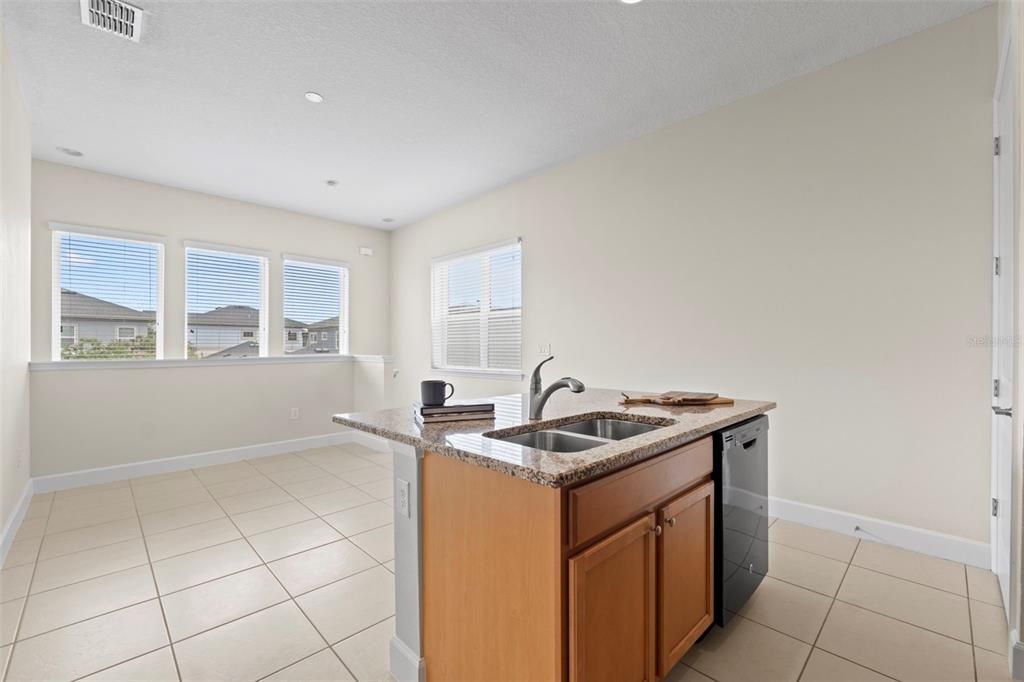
[529,356,585,420]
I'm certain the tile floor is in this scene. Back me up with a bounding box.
[0,444,1012,682]
[677,519,1012,682]
[0,444,396,682]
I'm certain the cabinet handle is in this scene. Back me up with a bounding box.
[667,517,676,527]
[653,525,662,537]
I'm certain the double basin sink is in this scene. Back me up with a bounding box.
[486,417,667,453]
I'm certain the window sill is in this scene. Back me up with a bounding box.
[431,367,525,381]
[29,355,389,371]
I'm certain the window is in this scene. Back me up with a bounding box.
[60,324,78,347]
[430,239,521,372]
[52,226,163,361]
[283,257,348,355]
[186,244,268,360]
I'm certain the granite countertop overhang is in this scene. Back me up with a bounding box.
[332,388,775,488]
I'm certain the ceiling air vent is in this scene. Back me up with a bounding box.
[80,0,145,43]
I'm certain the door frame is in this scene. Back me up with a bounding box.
[992,22,1017,616]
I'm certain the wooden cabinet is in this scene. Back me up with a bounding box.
[569,514,656,682]
[421,435,716,682]
[567,439,715,682]
[657,480,715,676]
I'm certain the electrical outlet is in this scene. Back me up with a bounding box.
[538,343,552,356]
[289,407,300,420]
[396,478,411,518]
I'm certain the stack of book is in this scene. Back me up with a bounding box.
[413,400,495,425]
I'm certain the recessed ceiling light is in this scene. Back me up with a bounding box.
[620,0,643,4]
[382,218,394,223]
[305,92,325,104]
[325,179,339,187]
[56,146,83,157]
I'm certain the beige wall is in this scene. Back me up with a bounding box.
[0,23,32,527]
[30,361,355,476]
[30,163,391,476]
[390,8,997,542]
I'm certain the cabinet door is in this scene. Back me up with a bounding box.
[657,480,714,676]
[569,513,656,682]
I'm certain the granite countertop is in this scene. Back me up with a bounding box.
[333,388,775,487]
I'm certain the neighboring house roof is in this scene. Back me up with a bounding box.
[188,305,259,327]
[307,316,339,330]
[204,341,260,359]
[61,289,155,322]
[187,305,306,328]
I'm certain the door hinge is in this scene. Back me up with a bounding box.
[995,136,1002,156]
[995,256,1001,276]
[993,498,999,517]
[994,379,1001,398]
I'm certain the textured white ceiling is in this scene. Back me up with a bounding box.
[2,0,987,229]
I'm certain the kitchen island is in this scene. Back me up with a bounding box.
[333,388,775,682]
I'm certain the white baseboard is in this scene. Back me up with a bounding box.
[0,480,34,567]
[32,431,359,494]
[770,496,990,568]
[1009,629,1022,680]
[389,635,426,682]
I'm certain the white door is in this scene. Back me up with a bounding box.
[991,41,1015,614]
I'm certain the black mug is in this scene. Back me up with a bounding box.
[421,380,455,407]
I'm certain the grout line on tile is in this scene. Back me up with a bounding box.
[767,537,857,565]
[795,539,858,681]
[965,565,978,682]
[36,530,145,564]
[280,561,382,600]
[761,572,839,599]
[849,562,970,600]
[165,594,292,645]
[128,476,184,682]
[67,645,172,682]
[12,595,160,646]
[806,647,900,682]
[27,555,151,599]
[829,594,974,647]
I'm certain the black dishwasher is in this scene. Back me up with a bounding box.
[713,415,769,625]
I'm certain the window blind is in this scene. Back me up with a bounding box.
[53,230,162,361]
[431,240,522,372]
[282,259,348,355]
[186,247,267,359]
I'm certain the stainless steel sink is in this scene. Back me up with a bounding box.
[486,416,668,452]
[556,418,662,440]
[498,430,604,452]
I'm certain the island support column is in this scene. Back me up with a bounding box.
[390,442,426,682]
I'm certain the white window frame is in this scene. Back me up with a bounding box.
[115,326,137,341]
[281,254,350,356]
[184,241,270,360]
[50,222,166,361]
[430,238,522,376]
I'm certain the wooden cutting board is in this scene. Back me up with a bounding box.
[620,391,735,406]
